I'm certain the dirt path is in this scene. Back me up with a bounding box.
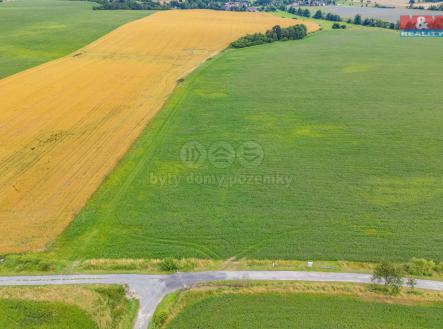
[0,10,318,254]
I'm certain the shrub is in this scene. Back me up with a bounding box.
[159,258,179,272]
[405,258,436,276]
[332,23,341,29]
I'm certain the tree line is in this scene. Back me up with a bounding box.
[93,0,401,30]
[231,24,307,48]
[414,3,443,10]
[289,7,399,30]
[93,0,168,10]
[94,0,240,11]
[351,13,398,29]
[93,0,330,12]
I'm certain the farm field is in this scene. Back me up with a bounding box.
[165,295,443,329]
[50,27,443,262]
[0,285,137,329]
[157,282,443,329]
[0,299,97,329]
[0,10,312,255]
[0,0,152,79]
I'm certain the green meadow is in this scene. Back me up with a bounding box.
[0,0,151,79]
[0,299,97,329]
[0,285,137,329]
[50,26,443,262]
[164,293,443,329]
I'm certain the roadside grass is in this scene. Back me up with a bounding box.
[0,285,138,329]
[45,24,443,263]
[152,281,443,329]
[1,255,442,281]
[0,0,152,78]
[0,255,376,274]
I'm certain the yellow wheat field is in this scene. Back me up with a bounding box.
[0,10,318,254]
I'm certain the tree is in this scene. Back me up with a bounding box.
[272,25,282,40]
[408,0,415,8]
[354,14,362,25]
[372,262,404,295]
[313,10,323,19]
[303,9,311,18]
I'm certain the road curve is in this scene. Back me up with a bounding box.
[1,271,442,329]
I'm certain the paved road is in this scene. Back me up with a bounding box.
[1,271,442,329]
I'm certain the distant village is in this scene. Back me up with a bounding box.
[223,1,336,12]
[288,0,337,6]
[95,0,338,12]
[223,1,258,11]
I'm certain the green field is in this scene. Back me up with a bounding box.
[0,299,97,329]
[49,26,443,262]
[164,293,443,329]
[0,0,151,79]
[0,285,137,329]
